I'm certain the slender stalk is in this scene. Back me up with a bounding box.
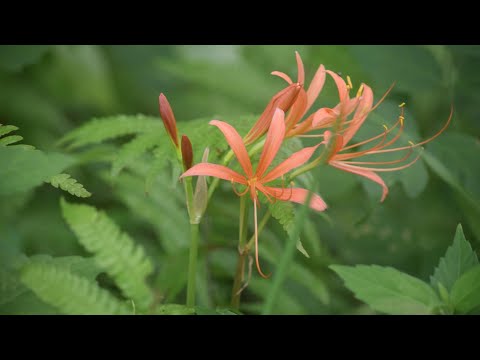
[245,210,272,251]
[261,183,317,315]
[186,223,199,307]
[183,176,199,307]
[231,195,249,309]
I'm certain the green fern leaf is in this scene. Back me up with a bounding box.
[60,198,154,310]
[111,132,161,178]
[20,261,130,315]
[58,115,162,149]
[0,135,23,146]
[46,173,91,198]
[0,125,19,137]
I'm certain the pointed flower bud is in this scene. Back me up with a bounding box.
[181,135,193,170]
[159,93,179,149]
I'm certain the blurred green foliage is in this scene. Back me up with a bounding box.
[0,45,479,314]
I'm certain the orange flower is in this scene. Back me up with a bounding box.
[181,109,327,278]
[270,51,329,137]
[320,99,453,202]
[244,83,301,145]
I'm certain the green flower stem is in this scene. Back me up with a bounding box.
[261,181,318,315]
[183,176,199,307]
[186,222,199,308]
[231,195,249,309]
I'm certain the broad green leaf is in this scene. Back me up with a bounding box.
[0,45,50,72]
[423,133,480,212]
[451,266,480,314]
[430,224,478,292]
[349,45,442,93]
[331,264,441,314]
[0,147,74,196]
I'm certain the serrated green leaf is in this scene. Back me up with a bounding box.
[0,125,19,137]
[60,198,154,311]
[0,135,23,146]
[20,261,129,315]
[331,264,441,314]
[58,115,162,149]
[46,173,91,198]
[451,265,480,314]
[0,255,102,314]
[111,132,161,177]
[0,147,74,196]
[430,224,478,292]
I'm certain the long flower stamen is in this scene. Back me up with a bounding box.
[254,201,270,279]
[371,82,396,111]
[371,106,453,154]
[231,181,250,197]
[342,144,414,165]
[336,148,423,172]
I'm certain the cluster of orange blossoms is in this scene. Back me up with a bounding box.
[159,52,453,278]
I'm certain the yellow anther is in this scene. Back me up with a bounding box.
[408,141,415,146]
[356,84,364,97]
[399,115,405,126]
[383,124,388,131]
[399,102,406,108]
[346,75,353,90]
[290,181,295,187]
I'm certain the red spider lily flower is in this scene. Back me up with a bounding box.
[181,109,327,278]
[270,51,328,137]
[159,93,180,149]
[321,103,453,202]
[244,83,301,145]
[310,71,394,135]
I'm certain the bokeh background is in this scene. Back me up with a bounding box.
[1,45,479,314]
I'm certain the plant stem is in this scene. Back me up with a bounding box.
[183,176,199,308]
[186,222,199,307]
[231,195,249,309]
[261,184,317,315]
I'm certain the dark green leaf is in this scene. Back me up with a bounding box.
[431,224,478,292]
[331,264,441,314]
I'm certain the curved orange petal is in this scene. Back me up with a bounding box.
[330,161,388,202]
[325,70,349,107]
[285,88,308,130]
[312,107,339,129]
[210,120,253,177]
[245,83,300,145]
[259,185,327,212]
[261,145,319,183]
[256,108,286,178]
[305,64,326,114]
[342,85,374,146]
[180,163,247,185]
[295,51,305,85]
[271,71,293,84]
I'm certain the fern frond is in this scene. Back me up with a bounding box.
[46,173,91,198]
[111,132,161,178]
[58,115,162,149]
[0,135,23,146]
[0,125,19,137]
[20,261,130,315]
[60,198,154,311]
